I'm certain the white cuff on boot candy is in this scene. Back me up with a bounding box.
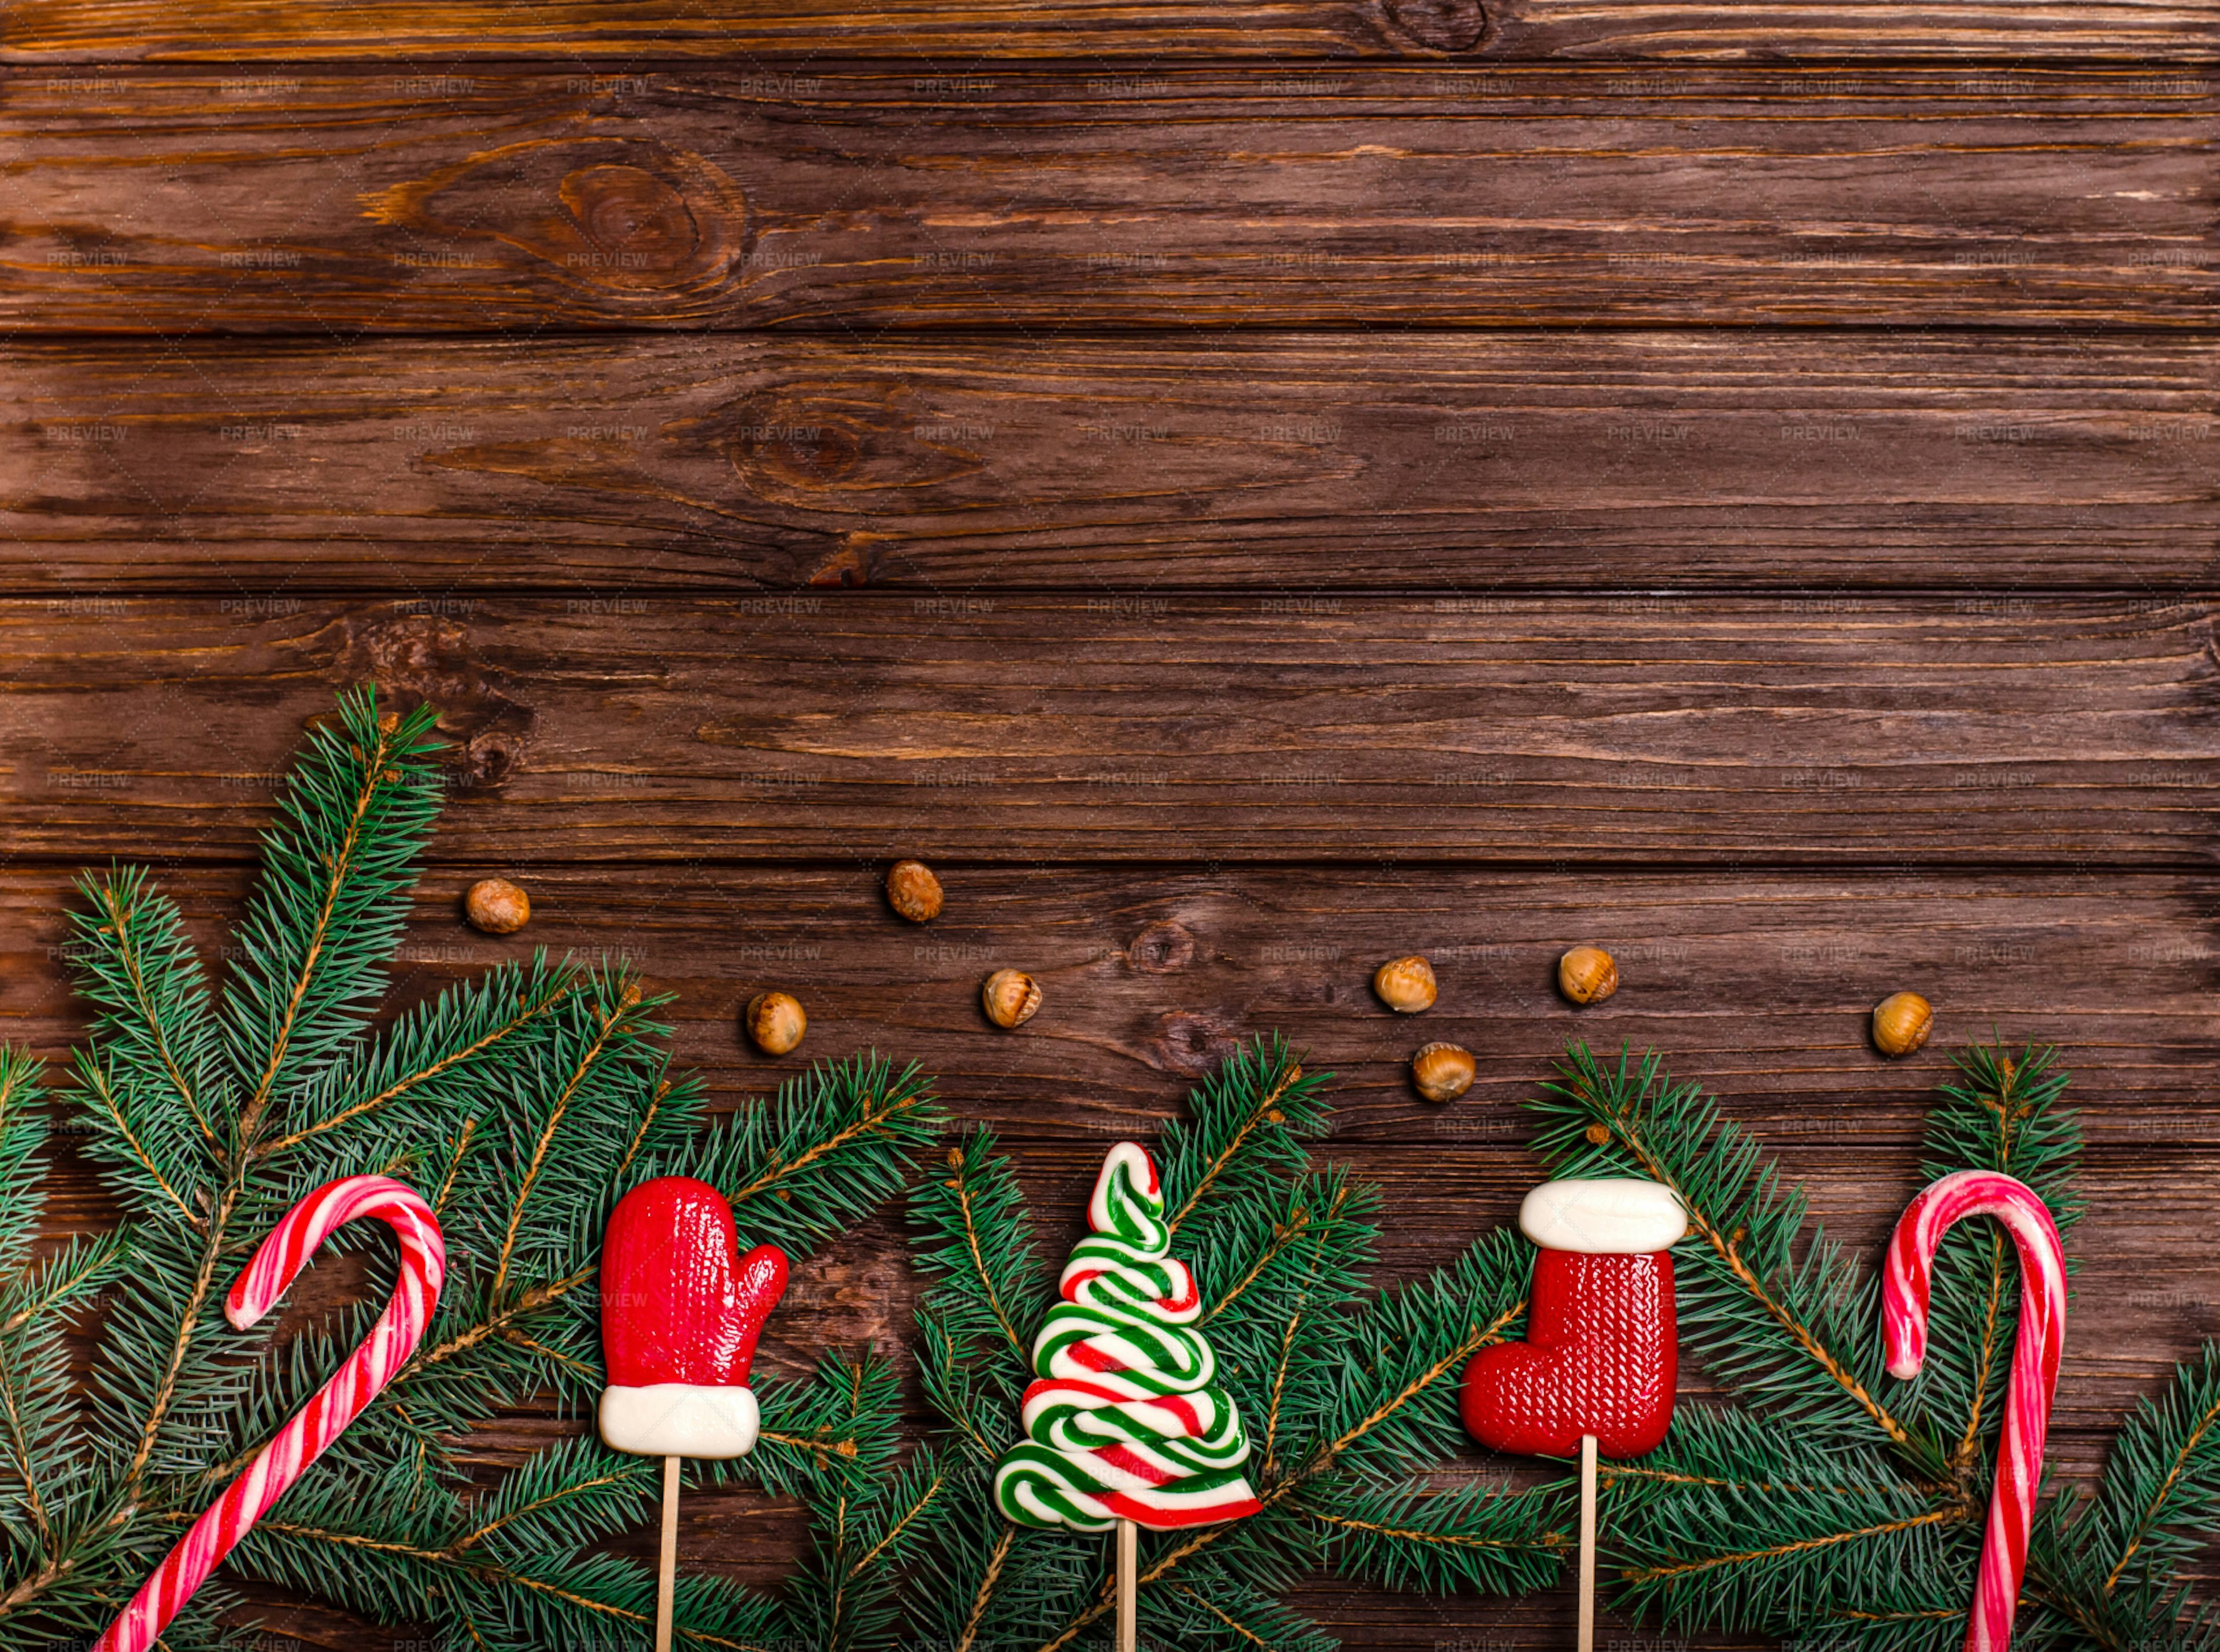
[599,1384,760,1458]
[1519,1179,1687,1254]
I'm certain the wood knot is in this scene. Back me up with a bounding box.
[334,612,533,793]
[712,382,986,507]
[558,163,713,291]
[458,729,525,791]
[364,138,748,303]
[1149,1011,1237,1078]
[737,416,863,486]
[1126,921,1196,974]
[1382,0,1488,51]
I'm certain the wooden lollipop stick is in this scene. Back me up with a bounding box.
[1577,1434,1599,1652]
[657,1454,680,1652]
[1117,1517,1137,1652]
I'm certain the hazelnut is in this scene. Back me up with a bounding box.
[1410,1042,1475,1103]
[1373,955,1437,1014]
[463,877,530,935]
[1557,946,1618,1006]
[981,968,1042,1029]
[745,991,806,1056]
[1872,991,1933,1058]
[885,859,944,923]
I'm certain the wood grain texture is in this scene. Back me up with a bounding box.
[4,595,2216,867]
[9,332,2214,592]
[16,863,2218,1649]
[4,68,2213,334]
[5,0,2217,62]
[6,865,2212,1148]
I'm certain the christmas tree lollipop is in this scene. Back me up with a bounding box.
[601,1177,789,1652]
[1463,1178,1686,1652]
[994,1142,1260,1652]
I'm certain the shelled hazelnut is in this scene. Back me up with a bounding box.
[1557,946,1618,1005]
[463,878,530,935]
[745,991,807,1055]
[1411,1042,1475,1103]
[1373,955,1437,1014]
[1872,991,1933,1058]
[885,860,944,923]
[982,968,1042,1029]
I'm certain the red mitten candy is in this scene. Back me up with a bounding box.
[1462,1179,1684,1461]
[600,1176,788,1460]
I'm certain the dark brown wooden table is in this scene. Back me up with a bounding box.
[4,3,2215,1646]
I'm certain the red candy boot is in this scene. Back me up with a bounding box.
[1462,1178,1685,1461]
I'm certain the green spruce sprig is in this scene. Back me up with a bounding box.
[904,1036,1568,1652]
[1530,1038,2220,1652]
[0,688,941,1652]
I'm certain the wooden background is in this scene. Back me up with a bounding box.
[3,0,2216,1645]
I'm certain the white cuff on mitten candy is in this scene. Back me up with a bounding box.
[598,1383,760,1459]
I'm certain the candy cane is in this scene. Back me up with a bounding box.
[95,1175,446,1652]
[1882,1169,2066,1652]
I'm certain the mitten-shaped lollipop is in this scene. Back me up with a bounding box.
[996,1142,1259,1651]
[1463,1179,1686,1652]
[601,1177,789,1652]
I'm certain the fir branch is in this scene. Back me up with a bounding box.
[1161,1035,1329,1234]
[67,1057,205,1232]
[737,1354,899,1501]
[223,694,442,1146]
[70,865,225,1154]
[1,1229,128,1337]
[1907,1043,2084,1466]
[787,1443,956,1651]
[913,1132,1042,1362]
[913,1042,1564,1652]
[1557,1040,2096,1649]
[1532,1044,1931,1464]
[490,981,637,1299]
[694,1053,944,1262]
[1,690,941,1652]
[953,1526,1014,1652]
[1308,1480,1572,1595]
[2089,1342,2220,1597]
[250,1519,784,1652]
[1158,1571,1338,1652]
[259,956,585,1160]
[1619,1506,1960,1586]
[1305,1228,1530,1485]
[910,1129,1053,1468]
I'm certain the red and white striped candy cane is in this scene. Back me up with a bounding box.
[95,1175,445,1652]
[1883,1169,2066,1652]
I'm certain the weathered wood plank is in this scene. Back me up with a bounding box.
[4,68,2212,333]
[9,333,2212,592]
[5,865,2212,1145]
[4,0,2215,63]
[2,597,2215,865]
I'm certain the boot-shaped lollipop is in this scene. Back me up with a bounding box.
[1463,1179,1686,1652]
[601,1177,789,1652]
